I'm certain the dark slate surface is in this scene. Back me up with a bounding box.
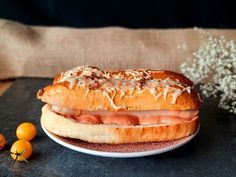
[0,78,235,177]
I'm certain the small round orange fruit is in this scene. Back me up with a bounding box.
[16,122,37,141]
[10,139,33,161]
[0,133,6,150]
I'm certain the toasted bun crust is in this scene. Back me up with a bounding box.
[41,105,199,144]
[37,66,202,111]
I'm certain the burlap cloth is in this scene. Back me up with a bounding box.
[1,18,236,79]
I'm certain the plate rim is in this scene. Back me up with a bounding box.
[41,121,200,158]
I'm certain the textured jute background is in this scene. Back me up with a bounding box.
[1,18,236,79]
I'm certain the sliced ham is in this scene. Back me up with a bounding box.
[51,105,199,125]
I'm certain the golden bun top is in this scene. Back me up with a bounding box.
[38,65,202,111]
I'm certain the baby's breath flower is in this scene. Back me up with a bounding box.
[180,29,236,114]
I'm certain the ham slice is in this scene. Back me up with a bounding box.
[51,105,199,125]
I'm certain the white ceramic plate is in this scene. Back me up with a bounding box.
[41,122,200,158]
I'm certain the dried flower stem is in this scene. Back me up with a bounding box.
[181,28,236,114]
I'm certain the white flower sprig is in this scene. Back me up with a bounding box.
[180,29,236,114]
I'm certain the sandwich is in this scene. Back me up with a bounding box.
[37,65,202,144]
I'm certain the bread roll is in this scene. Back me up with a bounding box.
[41,105,199,144]
[38,65,202,144]
[38,66,202,111]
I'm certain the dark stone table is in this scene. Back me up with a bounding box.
[0,79,235,177]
